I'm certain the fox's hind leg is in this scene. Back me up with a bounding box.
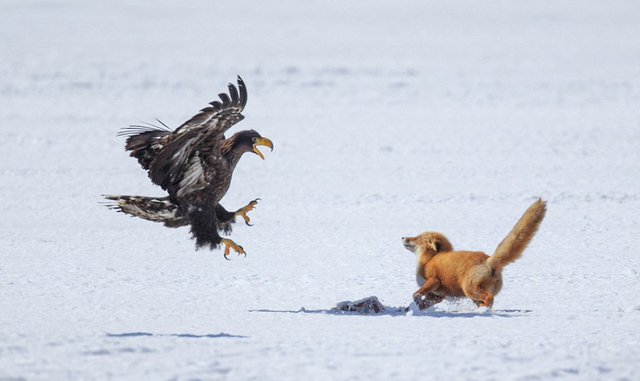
[464,267,496,308]
[465,285,494,308]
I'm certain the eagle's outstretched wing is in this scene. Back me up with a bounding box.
[173,76,247,136]
[120,76,248,198]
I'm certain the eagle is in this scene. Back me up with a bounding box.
[104,76,273,258]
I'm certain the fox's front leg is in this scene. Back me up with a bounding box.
[413,277,442,310]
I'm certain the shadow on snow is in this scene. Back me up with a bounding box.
[248,307,532,318]
[105,332,247,339]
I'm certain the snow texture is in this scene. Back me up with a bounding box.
[1,0,640,380]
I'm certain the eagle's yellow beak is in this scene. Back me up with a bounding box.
[252,137,274,160]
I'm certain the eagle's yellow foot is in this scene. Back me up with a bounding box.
[222,238,245,260]
[235,198,260,226]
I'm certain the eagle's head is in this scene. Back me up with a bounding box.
[223,130,274,160]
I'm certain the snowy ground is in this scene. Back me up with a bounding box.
[1,0,640,379]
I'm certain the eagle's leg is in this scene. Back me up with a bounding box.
[215,204,237,234]
[234,198,260,226]
[221,238,245,259]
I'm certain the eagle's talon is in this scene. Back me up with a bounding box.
[235,199,260,226]
[221,238,245,259]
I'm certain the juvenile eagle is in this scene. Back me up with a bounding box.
[105,76,273,258]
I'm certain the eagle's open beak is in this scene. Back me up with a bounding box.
[252,137,274,160]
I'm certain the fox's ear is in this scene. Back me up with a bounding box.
[427,238,439,252]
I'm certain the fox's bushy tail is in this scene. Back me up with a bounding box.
[103,195,187,228]
[487,198,547,272]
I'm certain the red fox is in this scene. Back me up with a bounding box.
[402,199,546,309]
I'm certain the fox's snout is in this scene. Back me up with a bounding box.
[402,236,417,252]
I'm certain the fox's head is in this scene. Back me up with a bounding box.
[402,232,453,254]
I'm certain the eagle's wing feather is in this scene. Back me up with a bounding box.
[122,130,172,170]
[147,131,200,197]
[173,76,247,136]
[176,154,207,199]
[147,76,247,198]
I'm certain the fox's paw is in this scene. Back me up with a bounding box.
[476,306,491,314]
[412,293,428,310]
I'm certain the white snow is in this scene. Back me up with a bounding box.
[1,0,640,379]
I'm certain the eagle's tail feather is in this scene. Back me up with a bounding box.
[103,195,187,228]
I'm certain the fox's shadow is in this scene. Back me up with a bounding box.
[249,306,532,318]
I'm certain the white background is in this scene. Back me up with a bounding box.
[1,1,639,379]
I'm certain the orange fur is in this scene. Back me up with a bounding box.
[403,199,546,309]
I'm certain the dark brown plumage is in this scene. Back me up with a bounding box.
[104,77,273,258]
